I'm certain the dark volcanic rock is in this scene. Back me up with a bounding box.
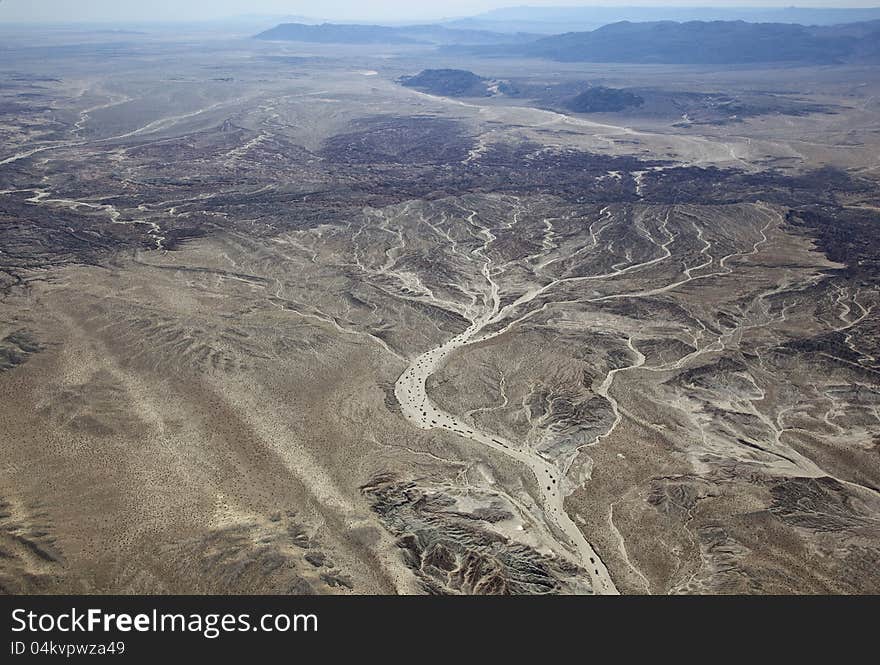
[400,69,491,97]
[565,86,644,113]
[322,115,473,166]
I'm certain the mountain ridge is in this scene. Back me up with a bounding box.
[463,19,880,64]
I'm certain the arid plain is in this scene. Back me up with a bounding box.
[1,30,879,594]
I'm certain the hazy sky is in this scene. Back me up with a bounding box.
[0,0,877,23]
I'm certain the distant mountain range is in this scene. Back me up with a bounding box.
[254,22,537,46]
[494,19,880,64]
[445,6,880,34]
[255,17,880,65]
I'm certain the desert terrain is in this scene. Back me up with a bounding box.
[1,28,879,594]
